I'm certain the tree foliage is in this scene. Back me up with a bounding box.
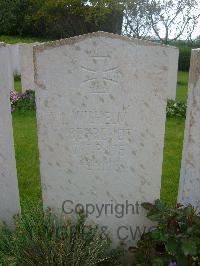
[122,0,152,39]
[0,0,123,38]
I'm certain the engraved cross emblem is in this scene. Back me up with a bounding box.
[81,56,120,94]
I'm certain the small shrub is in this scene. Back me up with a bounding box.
[10,90,36,112]
[14,75,21,82]
[134,200,200,266]
[0,205,120,265]
[167,100,187,118]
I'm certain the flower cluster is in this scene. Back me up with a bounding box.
[10,90,36,112]
[10,90,20,106]
[169,262,177,266]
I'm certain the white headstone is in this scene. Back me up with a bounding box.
[0,43,20,226]
[178,49,200,209]
[34,32,178,246]
[168,48,179,100]
[8,44,21,76]
[20,43,40,92]
[0,43,14,91]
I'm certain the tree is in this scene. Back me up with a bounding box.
[0,0,123,38]
[147,0,200,44]
[0,0,18,35]
[32,0,123,38]
[122,0,152,39]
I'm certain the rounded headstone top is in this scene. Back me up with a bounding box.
[34,31,178,53]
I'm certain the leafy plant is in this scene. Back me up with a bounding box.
[167,100,187,118]
[14,75,21,82]
[10,90,36,113]
[134,200,200,266]
[0,205,120,265]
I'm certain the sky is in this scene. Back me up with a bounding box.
[146,0,200,40]
[193,18,200,38]
[159,0,200,40]
[158,23,200,40]
[87,1,200,40]
[159,16,200,40]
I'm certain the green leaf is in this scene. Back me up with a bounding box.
[165,239,178,255]
[151,230,167,241]
[181,240,197,256]
[175,254,188,266]
[193,216,200,224]
[187,226,200,235]
[184,205,193,216]
[147,213,162,221]
[141,202,154,210]
[152,257,164,266]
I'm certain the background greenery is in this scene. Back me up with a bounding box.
[0,0,123,39]
[170,40,200,72]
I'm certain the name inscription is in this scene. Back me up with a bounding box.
[70,110,132,171]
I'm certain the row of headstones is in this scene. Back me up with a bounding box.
[7,43,38,92]
[0,32,199,247]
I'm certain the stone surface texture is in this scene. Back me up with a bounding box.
[178,49,200,209]
[20,43,40,92]
[168,48,179,99]
[0,43,20,226]
[8,44,21,75]
[34,32,178,246]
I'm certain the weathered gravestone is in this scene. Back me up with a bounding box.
[0,43,14,91]
[8,44,21,76]
[168,50,179,100]
[0,43,20,226]
[178,49,200,209]
[34,32,178,246]
[20,43,40,92]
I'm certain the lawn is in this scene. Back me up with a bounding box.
[161,117,185,205]
[14,78,22,92]
[176,71,189,102]
[0,35,47,44]
[160,71,188,205]
[12,112,42,208]
[12,72,188,209]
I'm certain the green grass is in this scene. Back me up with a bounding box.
[12,71,188,209]
[0,35,47,44]
[161,118,185,206]
[176,71,189,102]
[14,78,22,92]
[12,112,42,208]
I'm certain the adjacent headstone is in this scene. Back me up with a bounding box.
[0,43,20,226]
[168,49,179,100]
[0,43,14,91]
[8,44,21,75]
[7,45,15,91]
[34,32,178,246]
[20,43,40,92]
[178,49,200,209]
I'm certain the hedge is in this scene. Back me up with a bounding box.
[178,47,191,72]
[0,0,123,39]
